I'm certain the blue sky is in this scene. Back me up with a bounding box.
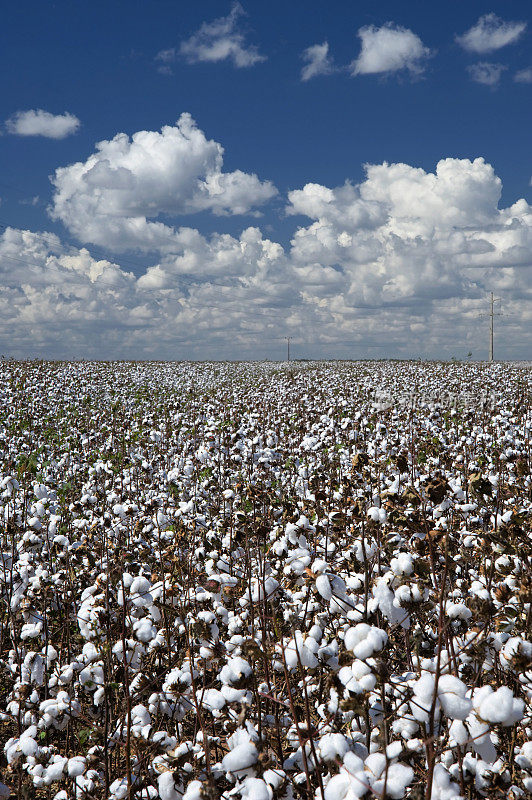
[0,1,531,359]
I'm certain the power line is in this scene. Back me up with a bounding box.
[284,336,292,362]
[479,292,502,362]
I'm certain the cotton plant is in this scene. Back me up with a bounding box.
[0,359,531,798]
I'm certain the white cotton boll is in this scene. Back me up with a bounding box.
[108,778,129,799]
[219,656,252,685]
[132,705,151,727]
[158,771,182,800]
[43,756,68,784]
[133,618,157,642]
[476,686,524,726]
[373,577,407,626]
[250,576,279,602]
[448,719,469,746]
[437,675,471,720]
[20,736,38,756]
[312,558,328,574]
[130,575,152,603]
[325,773,364,800]
[283,632,319,669]
[446,602,472,621]
[515,741,532,769]
[21,622,43,640]
[318,733,350,762]
[34,483,48,500]
[367,507,381,522]
[308,624,323,641]
[390,553,413,576]
[316,574,333,600]
[372,762,414,799]
[411,674,435,723]
[466,714,497,763]
[431,764,462,800]
[344,623,387,659]
[201,688,226,713]
[239,777,272,800]
[182,781,203,800]
[222,489,234,500]
[386,741,403,760]
[222,741,258,774]
[67,756,86,777]
[156,510,170,529]
[325,752,368,799]
[500,636,532,668]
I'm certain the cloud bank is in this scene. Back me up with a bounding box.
[2,119,531,359]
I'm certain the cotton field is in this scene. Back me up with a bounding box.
[1,359,531,800]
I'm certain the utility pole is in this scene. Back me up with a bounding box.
[284,336,292,362]
[480,292,502,361]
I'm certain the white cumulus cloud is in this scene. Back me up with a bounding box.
[457,13,526,53]
[301,42,335,81]
[467,62,506,86]
[351,23,431,76]
[179,3,265,68]
[287,158,532,353]
[50,113,277,251]
[5,109,80,139]
[3,150,532,358]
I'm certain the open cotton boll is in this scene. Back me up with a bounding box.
[67,756,86,777]
[437,675,472,720]
[372,577,409,627]
[239,777,273,800]
[318,733,351,762]
[367,506,386,523]
[464,714,497,763]
[133,618,157,643]
[515,740,532,769]
[43,755,68,784]
[390,553,413,576]
[200,688,226,714]
[344,623,387,660]
[339,658,376,693]
[411,674,436,723]
[182,780,203,800]
[158,771,183,800]
[475,685,524,726]
[372,762,414,799]
[446,602,472,621]
[282,631,319,669]
[222,725,259,774]
[315,573,333,600]
[430,764,462,800]
[129,576,154,607]
[249,576,279,602]
[222,741,258,774]
[219,656,252,685]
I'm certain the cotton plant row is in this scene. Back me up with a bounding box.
[0,360,531,800]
